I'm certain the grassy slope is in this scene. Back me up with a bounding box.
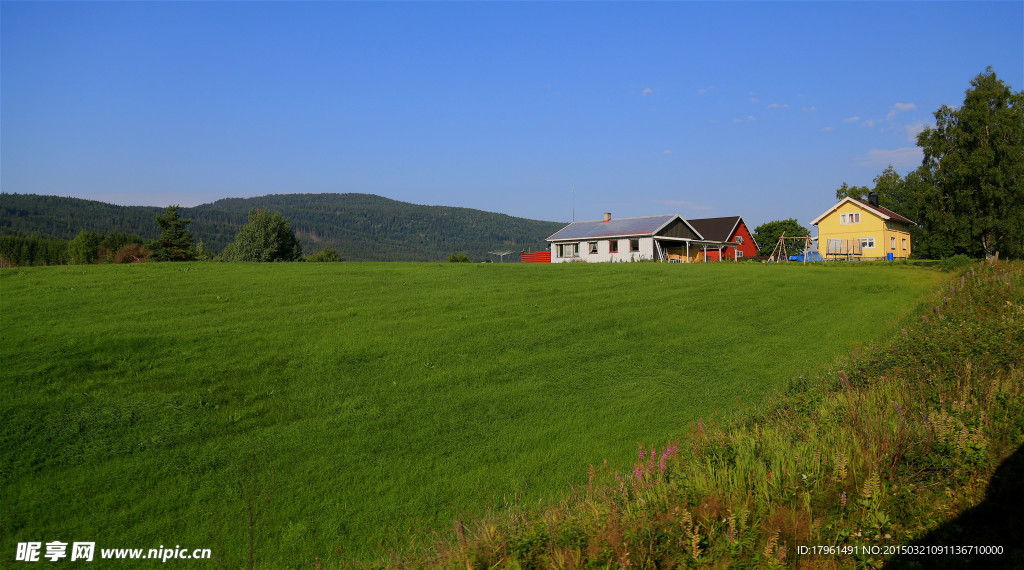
[0,262,939,564]
[410,263,1023,569]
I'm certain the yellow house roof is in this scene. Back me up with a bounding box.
[811,197,917,226]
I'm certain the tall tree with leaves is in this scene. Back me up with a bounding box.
[222,208,303,262]
[148,205,195,261]
[67,230,102,264]
[835,166,911,212]
[915,67,1024,259]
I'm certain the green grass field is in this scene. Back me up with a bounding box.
[0,262,941,564]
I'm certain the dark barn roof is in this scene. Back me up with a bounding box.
[687,216,742,243]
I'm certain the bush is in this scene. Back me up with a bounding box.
[939,254,974,271]
[306,248,340,262]
[222,208,303,262]
[113,243,150,264]
[448,253,470,263]
[193,241,216,261]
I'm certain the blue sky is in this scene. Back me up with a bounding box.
[2,1,1021,232]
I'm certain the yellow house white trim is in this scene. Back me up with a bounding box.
[812,197,916,260]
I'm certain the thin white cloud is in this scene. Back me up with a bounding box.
[750,97,760,104]
[768,103,789,109]
[698,86,713,95]
[886,102,917,120]
[905,121,928,142]
[663,149,672,155]
[802,106,817,112]
[855,147,924,169]
[653,199,713,211]
[822,126,834,132]
[864,119,878,128]
[733,115,756,123]
[844,116,860,123]
[642,87,654,97]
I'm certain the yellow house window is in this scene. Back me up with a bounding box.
[861,237,875,249]
[890,237,896,249]
[840,212,861,224]
[902,238,907,250]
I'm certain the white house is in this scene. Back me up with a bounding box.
[546,213,734,263]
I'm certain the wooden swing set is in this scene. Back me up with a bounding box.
[768,232,818,263]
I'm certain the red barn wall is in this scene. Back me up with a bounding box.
[705,221,759,261]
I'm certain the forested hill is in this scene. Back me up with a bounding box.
[0,193,565,261]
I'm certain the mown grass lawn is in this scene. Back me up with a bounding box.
[0,262,941,564]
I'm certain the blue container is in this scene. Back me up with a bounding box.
[887,252,894,261]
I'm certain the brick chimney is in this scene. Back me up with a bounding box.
[603,212,611,222]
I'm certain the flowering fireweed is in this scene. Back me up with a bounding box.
[389,262,1024,569]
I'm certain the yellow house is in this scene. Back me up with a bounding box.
[811,196,916,260]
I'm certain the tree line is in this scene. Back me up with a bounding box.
[0,207,314,266]
[141,206,310,263]
[0,192,565,263]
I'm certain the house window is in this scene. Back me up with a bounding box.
[629,239,640,252]
[890,237,896,249]
[557,243,579,258]
[861,237,875,249]
[736,250,744,258]
[736,236,744,244]
[840,212,861,225]
[609,240,618,253]
[588,241,598,254]
[902,238,907,250]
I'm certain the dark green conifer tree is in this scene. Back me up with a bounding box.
[148,206,195,261]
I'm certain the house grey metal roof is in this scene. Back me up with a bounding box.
[547,214,689,241]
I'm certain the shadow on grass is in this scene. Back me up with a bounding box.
[885,444,1024,569]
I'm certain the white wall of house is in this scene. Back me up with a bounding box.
[549,237,656,263]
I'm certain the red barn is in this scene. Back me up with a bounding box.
[687,216,759,261]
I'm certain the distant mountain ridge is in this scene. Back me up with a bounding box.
[0,193,565,261]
